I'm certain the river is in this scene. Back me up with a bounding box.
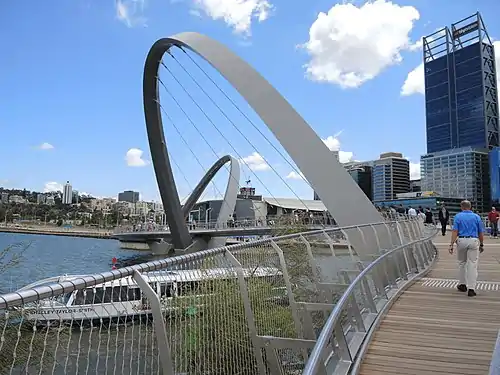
[0,233,155,294]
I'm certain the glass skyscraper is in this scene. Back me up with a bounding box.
[421,13,498,211]
[424,13,498,153]
[490,147,500,204]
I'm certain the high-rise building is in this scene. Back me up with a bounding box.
[62,181,73,205]
[490,147,500,205]
[348,165,373,201]
[421,147,490,211]
[118,190,140,203]
[372,152,410,201]
[72,190,79,204]
[422,12,497,210]
[423,12,498,153]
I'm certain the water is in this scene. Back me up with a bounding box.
[0,233,158,294]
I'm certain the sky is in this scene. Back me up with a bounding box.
[2,0,500,202]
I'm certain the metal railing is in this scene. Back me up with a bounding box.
[302,223,438,375]
[0,218,432,374]
[113,214,336,235]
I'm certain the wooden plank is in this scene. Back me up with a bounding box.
[358,233,500,375]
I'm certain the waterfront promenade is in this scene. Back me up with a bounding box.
[0,225,114,239]
[358,233,500,374]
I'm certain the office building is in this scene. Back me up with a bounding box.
[118,190,140,203]
[62,181,72,205]
[490,147,500,204]
[372,152,410,201]
[72,190,79,204]
[410,179,422,192]
[421,147,490,211]
[423,12,498,153]
[347,165,373,201]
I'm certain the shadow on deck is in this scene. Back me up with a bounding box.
[358,233,500,375]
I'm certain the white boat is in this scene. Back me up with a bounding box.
[16,267,284,323]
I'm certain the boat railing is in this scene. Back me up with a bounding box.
[0,218,432,375]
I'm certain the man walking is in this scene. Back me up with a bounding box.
[449,200,484,297]
[408,206,417,218]
[438,204,450,236]
[488,207,499,238]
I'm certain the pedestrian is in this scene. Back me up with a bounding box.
[487,207,499,238]
[424,207,434,225]
[438,204,450,236]
[408,206,417,218]
[449,200,484,297]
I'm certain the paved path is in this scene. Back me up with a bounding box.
[359,233,500,375]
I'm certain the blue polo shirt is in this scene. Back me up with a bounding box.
[452,210,484,238]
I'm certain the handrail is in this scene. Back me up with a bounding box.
[0,219,403,309]
[489,329,500,375]
[302,226,437,375]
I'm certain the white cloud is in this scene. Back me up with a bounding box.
[193,0,273,35]
[240,152,270,171]
[116,0,147,27]
[321,135,354,163]
[410,162,421,180]
[301,0,420,88]
[286,171,305,180]
[401,62,424,96]
[125,148,149,167]
[44,182,63,192]
[37,142,54,150]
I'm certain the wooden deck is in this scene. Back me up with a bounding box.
[358,233,500,375]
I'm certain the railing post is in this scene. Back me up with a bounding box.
[335,322,352,362]
[341,271,365,332]
[224,250,267,374]
[340,228,356,261]
[357,262,377,313]
[370,224,381,253]
[382,222,395,250]
[356,226,368,251]
[133,270,174,375]
[322,230,337,258]
[270,241,303,338]
[300,235,321,284]
[395,222,405,245]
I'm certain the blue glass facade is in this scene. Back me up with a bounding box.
[490,147,500,202]
[425,42,492,153]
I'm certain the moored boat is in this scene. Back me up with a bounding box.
[15,266,284,324]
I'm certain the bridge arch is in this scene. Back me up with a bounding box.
[143,32,383,252]
[181,154,240,230]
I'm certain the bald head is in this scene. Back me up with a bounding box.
[461,200,472,210]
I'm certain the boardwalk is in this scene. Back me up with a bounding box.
[359,233,500,375]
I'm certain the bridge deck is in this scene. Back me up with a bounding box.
[359,233,500,375]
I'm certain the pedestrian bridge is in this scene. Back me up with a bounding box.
[2,219,500,374]
[114,219,336,253]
